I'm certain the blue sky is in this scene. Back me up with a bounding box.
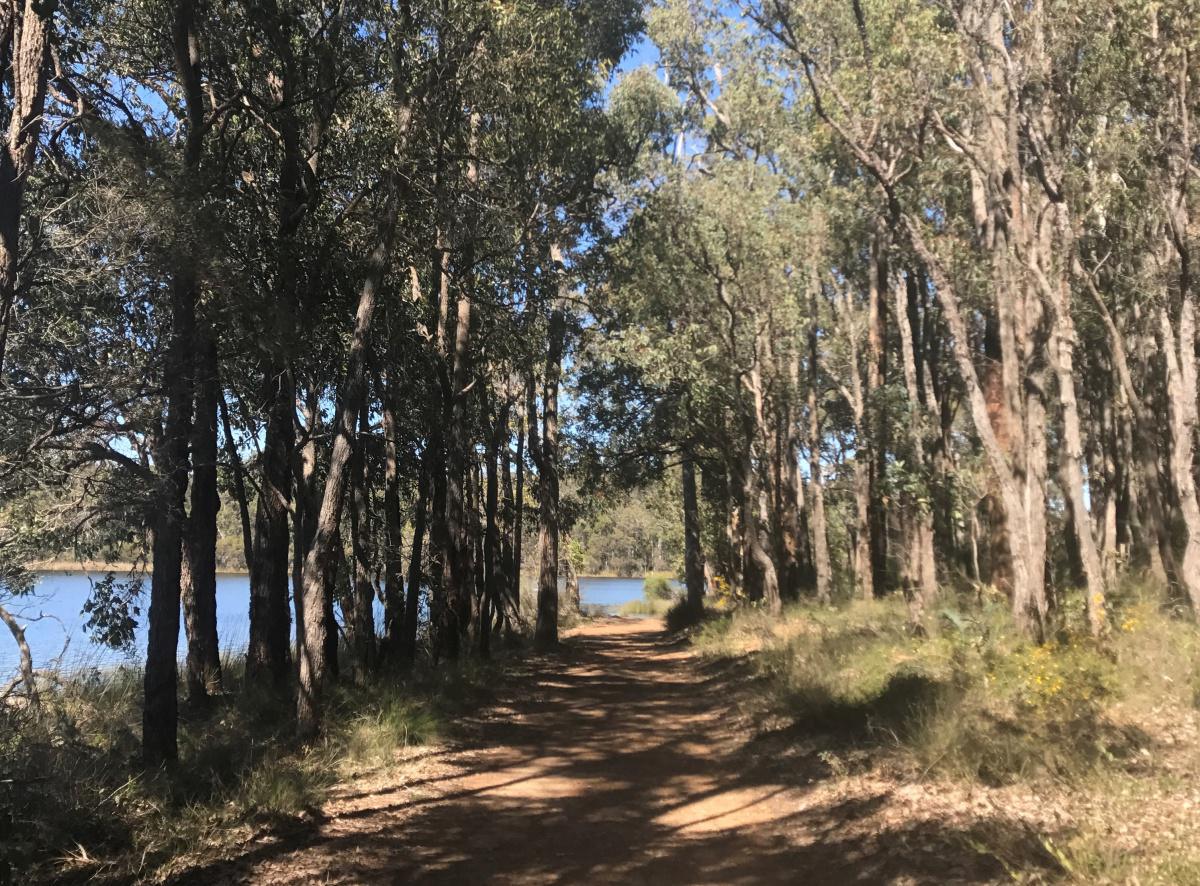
[617,34,660,77]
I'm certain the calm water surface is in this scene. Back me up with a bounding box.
[0,572,649,674]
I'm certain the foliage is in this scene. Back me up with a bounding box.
[80,574,144,654]
[641,571,676,600]
[569,481,683,576]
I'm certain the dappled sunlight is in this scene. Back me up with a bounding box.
[177,617,1049,885]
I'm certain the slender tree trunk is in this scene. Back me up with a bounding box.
[483,400,509,647]
[500,402,516,627]
[1048,279,1107,634]
[182,327,222,702]
[740,446,781,615]
[145,267,195,766]
[781,355,813,595]
[297,188,397,738]
[893,270,938,623]
[466,456,484,645]
[144,0,203,766]
[834,287,874,601]
[899,215,1047,638]
[513,393,526,611]
[1162,298,1200,612]
[247,371,294,685]
[682,449,705,612]
[427,234,451,659]
[852,457,873,601]
[534,247,568,650]
[866,217,889,595]
[247,29,309,684]
[400,459,429,665]
[481,421,500,657]
[380,378,405,659]
[292,389,319,669]
[348,399,376,680]
[806,308,832,604]
[439,279,473,657]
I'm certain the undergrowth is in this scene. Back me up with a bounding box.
[617,596,673,617]
[689,578,1200,882]
[0,652,504,884]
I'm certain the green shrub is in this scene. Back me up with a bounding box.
[692,596,1137,784]
[642,572,677,601]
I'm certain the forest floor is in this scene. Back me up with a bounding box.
[170,617,1069,885]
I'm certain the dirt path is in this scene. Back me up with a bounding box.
[193,618,1030,885]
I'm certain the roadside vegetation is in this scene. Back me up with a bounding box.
[616,572,679,617]
[687,580,1200,883]
[0,652,506,884]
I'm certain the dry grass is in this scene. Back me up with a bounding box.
[1,649,506,885]
[688,580,1200,883]
[617,596,674,617]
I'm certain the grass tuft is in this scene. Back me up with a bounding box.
[617,596,673,617]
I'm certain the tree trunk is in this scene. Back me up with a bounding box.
[893,270,938,623]
[182,326,222,702]
[500,401,516,626]
[247,370,294,685]
[297,188,397,738]
[682,449,705,612]
[1162,298,1200,612]
[0,0,51,382]
[740,446,781,615]
[781,355,813,595]
[439,277,473,657]
[483,400,508,649]
[534,247,568,650]
[0,603,38,707]
[806,307,833,604]
[900,215,1048,638]
[513,391,526,612]
[562,532,580,614]
[144,265,195,767]
[347,399,376,680]
[1048,278,1107,634]
[144,0,204,766]
[866,217,889,595]
[834,286,874,601]
[292,389,320,670]
[380,378,405,659]
[400,459,429,666]
[466,456,484,647]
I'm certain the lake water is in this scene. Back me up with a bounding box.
[0,572,650,675]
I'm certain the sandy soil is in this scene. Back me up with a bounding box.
[179,618,1046,885]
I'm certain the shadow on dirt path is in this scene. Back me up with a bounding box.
[183,618,1046,885]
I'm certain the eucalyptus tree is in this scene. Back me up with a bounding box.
[1,0,54,381]
[595,0,1200,639]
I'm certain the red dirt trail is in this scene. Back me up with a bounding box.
[189,618,1025,885]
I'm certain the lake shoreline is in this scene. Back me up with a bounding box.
[31,560,249,576]
[2,574,650,673]
[31,562,646,581]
